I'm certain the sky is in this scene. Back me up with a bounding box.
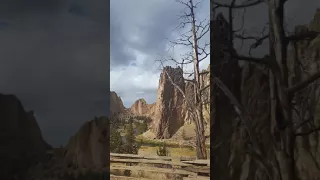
[214,0,320,57]
[0,0,109,147]
[110,0,210,107]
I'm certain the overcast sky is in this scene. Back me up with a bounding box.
[214,0,320,57]
[0,0,109,147]
[110,0,210,108]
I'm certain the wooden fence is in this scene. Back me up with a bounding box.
[110,153,210,180]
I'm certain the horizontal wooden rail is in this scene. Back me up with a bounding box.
[110,153,210,179]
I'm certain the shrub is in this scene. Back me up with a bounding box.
[110,127,123,153]
[156,142,169,156]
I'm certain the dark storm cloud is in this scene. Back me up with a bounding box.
[110,18,136,67]
[110,0,186,67]
[0,0,109,147]
[215,0,320,56]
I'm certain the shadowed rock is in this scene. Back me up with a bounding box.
[64,116,108,169]
[0,93,51,179]
[153,66,186,139]
[110,91,125,116]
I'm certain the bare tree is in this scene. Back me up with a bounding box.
[212,0,320,179]
[156,0,210,159]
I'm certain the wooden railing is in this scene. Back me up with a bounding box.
[110,153,210,180]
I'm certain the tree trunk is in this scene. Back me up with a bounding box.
[195,106,207,159]
[190,0,207,159]
[268,0,296,179]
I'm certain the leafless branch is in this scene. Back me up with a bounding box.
[212,0,264,9]
[294,117,313,132]
[234,53,271,66]
[197,20,210,40]
[287,31,319,42]
[294,126,320,137]
[185,79,195,83]
[233,8,247,32]
[235,33,269,54]
[287,71,320,94]
[246,147,273,180]
[200,84,210,93]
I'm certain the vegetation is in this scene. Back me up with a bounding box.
[110,115,142,154]
[110,126,123,153]
[134,119,148,135]
[156,142,170,156]
[110,115,123,153]
[181,128,187,140]
[140,98,147,104]
[122,117,141,154]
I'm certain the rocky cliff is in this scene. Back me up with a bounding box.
[64,116,108,169]
[26,116,109,179]
[153,66,186,139]
[0,94,51,179]
[127,64,211,139]
[130,98,156,118]
[110,91,125,116]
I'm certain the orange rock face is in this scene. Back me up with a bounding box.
[129,98,156,118]
[110,91,125,116]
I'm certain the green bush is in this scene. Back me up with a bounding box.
[110,127,123,153]
[156,142,169,156]
[122,117,141,154]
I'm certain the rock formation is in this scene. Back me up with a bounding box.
[0,94,51,179]
[64,116,108,169]
[110,91,125,116]
[183,81,195,125]
[127,64,211,139]
[130,98,155,118]
[26,116,109,179]
[153,66,186,139]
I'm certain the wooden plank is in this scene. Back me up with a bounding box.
[182,166,210,174]
[181,159,210,166]
[110,153,198,162]
[183,176,210,180]
[110,158,191,167]
[110,153,172,161]
[179,157,197,161]
[110,165,197,176]
[110,153,143,159]
[110,175,151,180]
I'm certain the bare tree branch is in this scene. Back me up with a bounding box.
[233,8,247,32]
[294,126,320,137]
[234,53,271,66]
[287,71,320,94]
[287,31,319,42]
[212,0,264,9]
[200,84,210,93]
[235,33,269,53]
